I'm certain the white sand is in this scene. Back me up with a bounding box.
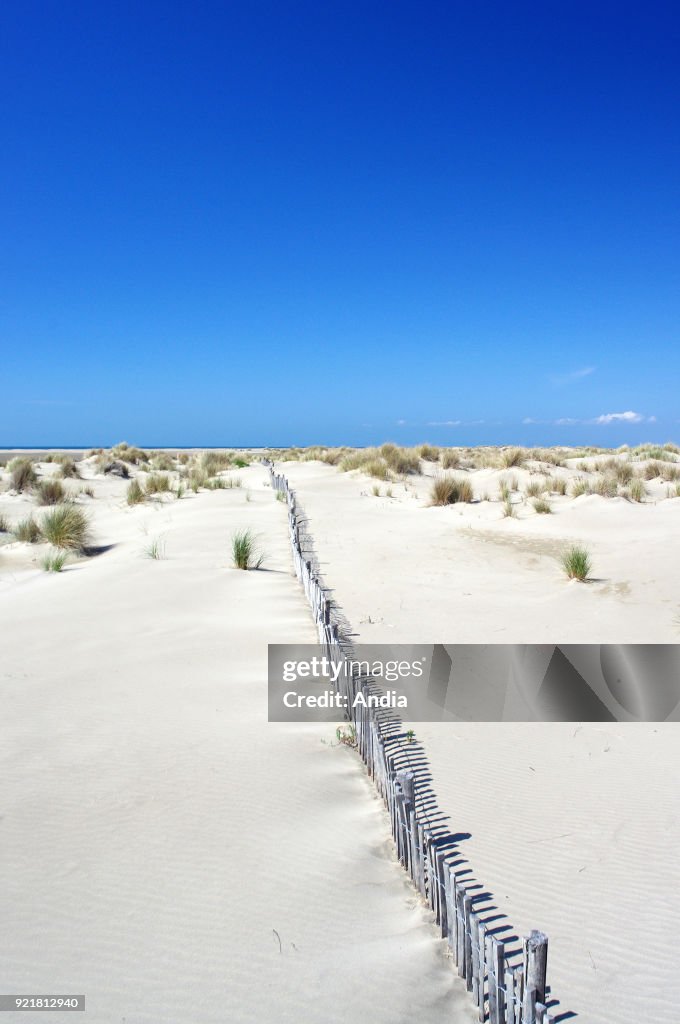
[281,458,680,1024]
[0,461,477,1024]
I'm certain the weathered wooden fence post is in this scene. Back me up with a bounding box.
[523,930,548,1022]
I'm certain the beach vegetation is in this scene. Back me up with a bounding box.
[36,479,67,505]
[232,528,264,570]
[429,474,473,505]
[40,505,90,550]
[13,516,42,543]
[561,545,592,581]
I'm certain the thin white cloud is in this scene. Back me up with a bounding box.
[427,419,461,427]
[396,419,407,426]
[593,410,645,425]
[552,410,655,426]
[549,366,596,385]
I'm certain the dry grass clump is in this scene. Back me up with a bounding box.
[56,455,80,479]
[41,505,90,550]
[111,442,148,464]
[126,480,147,505]
[145,472,171,495]
[340,446,419,477]
[36,479,67,505]
[502,497,516,518]
[339,450,369,472]
[544,475,568,495]
[188,467,208,492]
[602,457,634,484]
[561,545,592,581]
[570,476,591,497]
[531,448,565,467]
[319,448,349,466]
[525,479,545,498]
[633,444,677,462]
[533,498,552,514]
[0,513,9,532]
[150,452,175,471]
[97,457,130,478]
[501,447,526,468]
[205,476,242,489]
[199,451,233,476]
[385,450,421,477]
[363,457,390,480]
[643,460,679,481]
[440,449,462,469]
[231,529,264,570]
[9,458,37,492]
[429,474,474,505]
[625,478,647,503]
[417,443,440,462]
[13,516,42,543]
[591,475,619,498]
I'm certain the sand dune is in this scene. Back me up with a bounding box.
[0,461,477,1024]
[281,457,680,1024]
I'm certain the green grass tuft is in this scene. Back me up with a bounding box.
[41,550,68,572]
[231,528,264,570]
[561,545,592,581]
[40,505,90,550]
[145,537,166,560]
[533,498,552,514]
[145,472,171,495]
[126,480,146,505]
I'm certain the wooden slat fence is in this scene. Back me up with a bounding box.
[267,461,560,1024]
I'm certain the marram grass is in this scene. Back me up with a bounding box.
[231,529,264,570]
[40,505,90,551]
[561,545,592,581]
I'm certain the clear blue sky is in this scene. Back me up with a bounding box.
[2,2,678,447]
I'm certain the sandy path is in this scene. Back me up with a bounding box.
[282,459,680,1024]
[0,465,476,1024]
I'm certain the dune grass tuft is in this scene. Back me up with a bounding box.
[126,480,146,505]
[0,513,9,532]
[40,505,90,550]
[56,456,80,479]
[501,447,526,468]
[41,550,68,572]
[561,545,592,581]
[231,528,264,570]
[417,443,440,462]
[9,458,37,492]
[36,479,67,505]
[440,450,461,469]
[627,478,647,503]
[525,479,544,498]
[13,516,42,543]
[145,537,166,560]
[533,498,552,514]
[429,474,474,505]
[145,472,171,496]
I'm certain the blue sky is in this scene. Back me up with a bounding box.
[1,2,678,447]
